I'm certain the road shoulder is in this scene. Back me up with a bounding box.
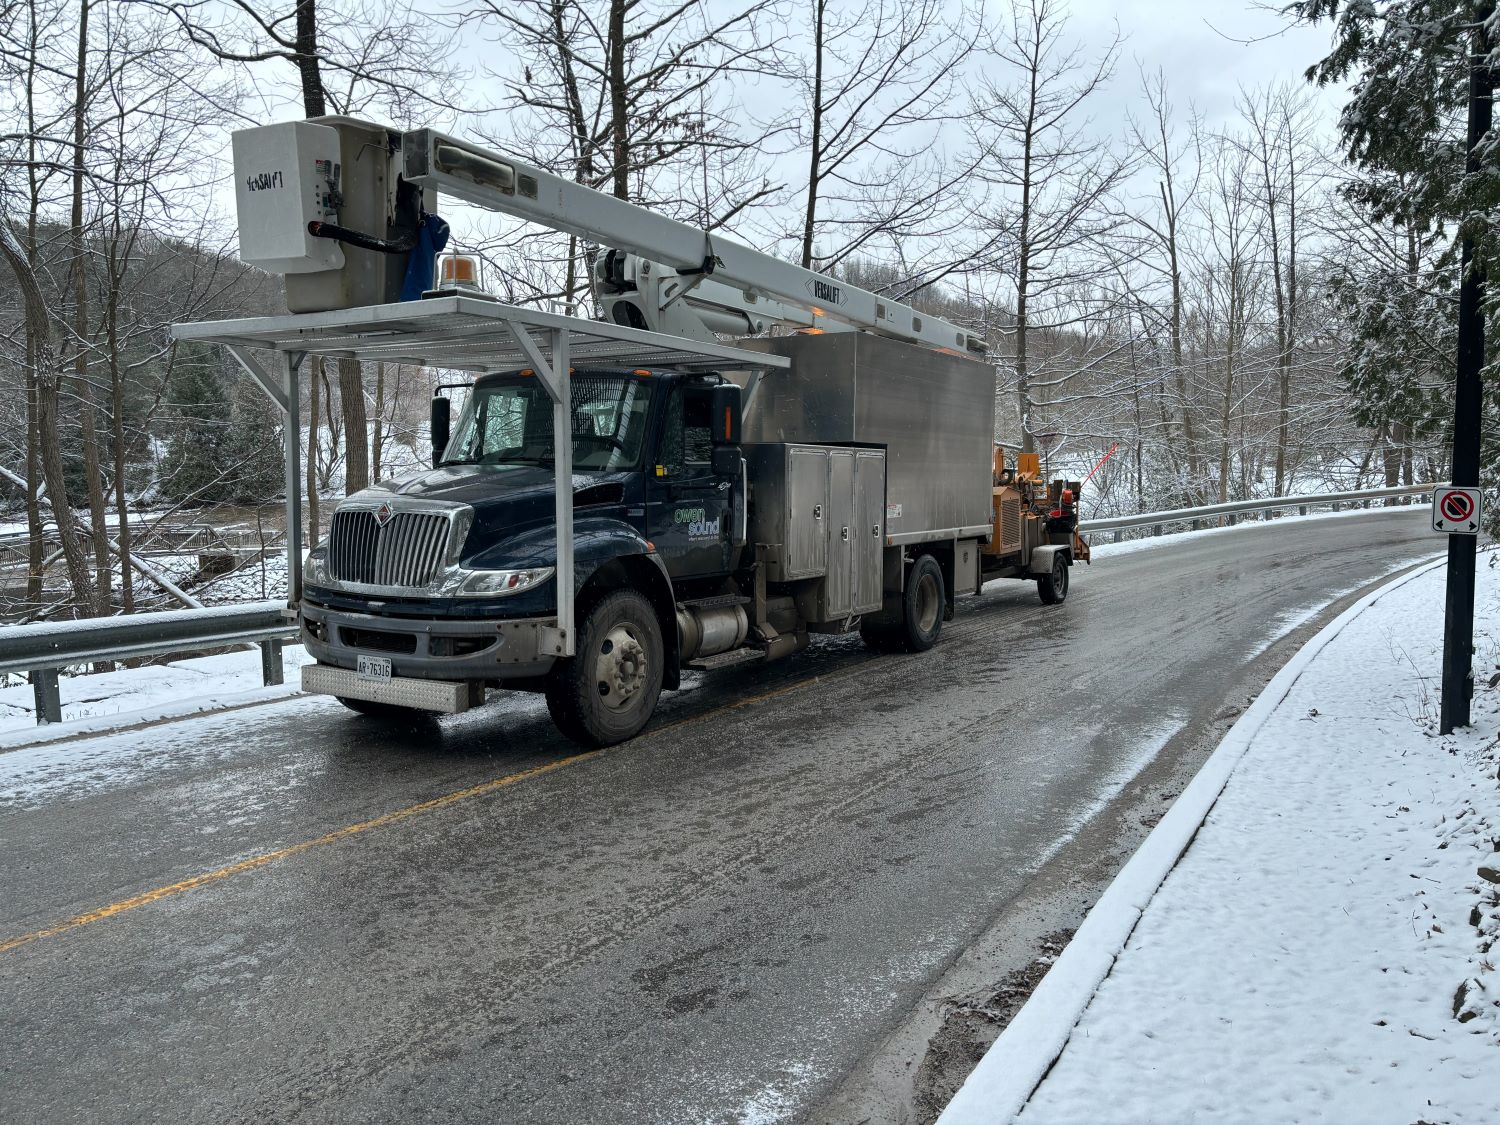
[938,555,1500,1124]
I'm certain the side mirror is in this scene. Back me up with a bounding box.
[711,446,743,477]
[710,383,742,445]
[430,396,451,466]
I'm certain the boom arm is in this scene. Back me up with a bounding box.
[401,129,981,356]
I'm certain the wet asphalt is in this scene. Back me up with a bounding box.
[0,510,1440,1124]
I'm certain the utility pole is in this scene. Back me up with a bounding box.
[1440,8,1494,735]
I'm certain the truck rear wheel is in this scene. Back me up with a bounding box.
[545,589,664,747]
[861,553,945,653]
[1037,553,1069,605]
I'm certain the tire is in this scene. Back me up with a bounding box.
[1037,552,1070,605]
[336,696,430,721]
[863,553,945,654]
[545,589,664,747]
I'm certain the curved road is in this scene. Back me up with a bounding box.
[0,510,1439,1123]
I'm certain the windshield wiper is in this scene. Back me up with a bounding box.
[494,454,554,466]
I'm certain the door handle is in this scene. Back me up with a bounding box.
[841,527,849,542]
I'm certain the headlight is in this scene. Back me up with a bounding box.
[457,566,555,597]
[302,547,329,586]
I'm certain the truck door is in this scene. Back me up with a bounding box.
[648,383,734,579]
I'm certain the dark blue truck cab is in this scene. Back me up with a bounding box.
[300,366,752,744]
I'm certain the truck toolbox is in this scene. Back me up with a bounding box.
[747,443,886,620]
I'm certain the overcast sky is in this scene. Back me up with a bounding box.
[1066,0,1343,132]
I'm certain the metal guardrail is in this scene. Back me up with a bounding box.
[0,482,1442,728]
[1080,483,1439,540]
[0,601,295,726]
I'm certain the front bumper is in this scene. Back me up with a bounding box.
[301,601,565,681]
[301,665,485,712]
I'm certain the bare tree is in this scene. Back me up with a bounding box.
[793,0,981,284]
[149,0,461,499]
[473,0,784,310]
[0,222,99,611]
[1127,70,1205,496]
[1191,134,1268,504]
[1238,84,1325,496]
[968,0,1129,453]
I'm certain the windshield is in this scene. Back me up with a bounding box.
[443,372,655,471]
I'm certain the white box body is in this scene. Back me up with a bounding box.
[232,121,345,275]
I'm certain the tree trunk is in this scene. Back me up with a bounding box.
[1160,180,1198,493]
[307,356,322,548]
[107,283,133,611]
[295,0,327,115]
[71,0,111,614]
[800,0,826,270]
[24,36,44,610]
[371,362,385,482]
[1281,147,1298,497]
[1381,422,1401,493]
[1,225,96,613]
[1015,52,1039,454]
[1218,300,1236,506]
[321,364,339,491]
[24,326,44,608]
[607,0,629,199]
[339,357,369,494]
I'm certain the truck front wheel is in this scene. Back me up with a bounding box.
[545,589,664,747]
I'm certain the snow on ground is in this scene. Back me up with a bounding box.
[1013,557,1500,1125]
[0,644,314,748]
[191,553,290,603]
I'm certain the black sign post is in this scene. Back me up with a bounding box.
[1440,15,1493,735]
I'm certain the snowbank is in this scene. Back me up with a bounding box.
[943,555,1500,1124]
[0,645,314,749]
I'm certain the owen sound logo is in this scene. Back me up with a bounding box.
[675,506,720,540]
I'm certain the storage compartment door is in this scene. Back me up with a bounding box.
[852,451,886,614]
[786,446,830,579]
[825,450,855,617]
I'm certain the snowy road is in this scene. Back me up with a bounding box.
[0,510,1440,1123]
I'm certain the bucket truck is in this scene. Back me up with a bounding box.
[175,118,1087,746]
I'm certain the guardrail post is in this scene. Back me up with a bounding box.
[1153,523,1163,536]
[1227,513,1237,526]
[1299,505,1308,516]
[1190,518,1201,531]
[260,639,284,686]
[1113,529,1122,544]
[30,669,61,725]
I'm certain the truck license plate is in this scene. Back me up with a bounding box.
[357,655,392,683]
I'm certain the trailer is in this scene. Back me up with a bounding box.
[175,119,1087,746]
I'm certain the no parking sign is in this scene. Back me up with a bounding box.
[1432,486,1482,535]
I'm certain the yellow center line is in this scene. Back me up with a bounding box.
[0,657,874,957]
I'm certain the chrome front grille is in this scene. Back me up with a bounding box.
[328,508,453,588]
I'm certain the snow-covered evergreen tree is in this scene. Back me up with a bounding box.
[1295,0,1499,509]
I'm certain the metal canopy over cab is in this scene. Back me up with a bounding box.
[171,295,789,656]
